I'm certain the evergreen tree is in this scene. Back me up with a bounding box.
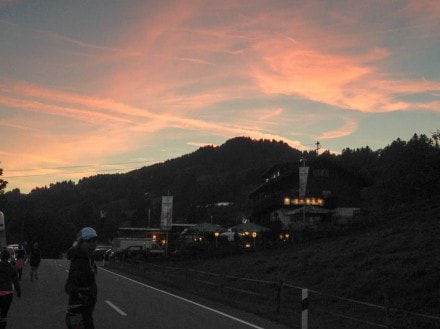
[0,166,7,210]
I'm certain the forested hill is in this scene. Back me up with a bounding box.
[2,133,440,257]
[74,137,304,224]
[3,137,304,253]
[128,137,304,210]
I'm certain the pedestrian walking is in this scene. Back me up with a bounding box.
[14,245,26,281]
[28,242,41,281]
[65,227,98,329]
[0,249,21,328]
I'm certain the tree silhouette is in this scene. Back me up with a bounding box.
[0,166,7,210]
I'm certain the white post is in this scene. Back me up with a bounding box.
[302,288,308,329]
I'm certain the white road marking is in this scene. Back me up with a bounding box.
[105,300,127,316]
[100,267,266,329]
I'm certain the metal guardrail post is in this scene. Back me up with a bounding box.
[302,288,308,329]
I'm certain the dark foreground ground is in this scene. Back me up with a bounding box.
[106,209,440,329]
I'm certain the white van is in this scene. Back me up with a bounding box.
[112,238,164,256]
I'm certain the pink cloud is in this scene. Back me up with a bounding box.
[250,33,439,113]
[90,1,438,119]
[0,95,131,125]
[187,142,217,148]
[1,78,305,156]
[319,119,359,140]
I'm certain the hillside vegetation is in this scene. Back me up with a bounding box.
[110,199,440,328]
[179,202,440,313]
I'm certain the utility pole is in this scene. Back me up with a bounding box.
[144,192,151,227]
[302,160,306,223]
[315,141,321,154]
[299,158,308,223]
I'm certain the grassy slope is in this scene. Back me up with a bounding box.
[175,210,440,316]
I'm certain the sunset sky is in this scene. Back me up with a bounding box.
[1,0,439,193]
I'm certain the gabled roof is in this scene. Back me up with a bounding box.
[189,222,223,233]
[287,206,331,215]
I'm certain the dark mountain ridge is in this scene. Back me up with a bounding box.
[2,133,440,258]
[121,137,305,225]
[3,137,305,248]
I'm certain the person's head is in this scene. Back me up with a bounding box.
[77,227,98,256]
[0,250,10,262]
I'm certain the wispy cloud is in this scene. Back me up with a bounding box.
[319,119,359,139]
[187,141,217,148]
[2,78,305,150]
[175,57,215,65]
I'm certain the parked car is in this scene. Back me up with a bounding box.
[5,246,17,265]
[112,238,164,256]
[117,245,146,261]
[7,244,27,259]
[103,248,116,261]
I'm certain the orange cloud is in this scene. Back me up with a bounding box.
[187,142,217,148]
[251,35,439,113]
[319,119,359,139]
[2,78,305,158]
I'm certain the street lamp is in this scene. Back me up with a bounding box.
[214,232,219,248]
[252,232,257,248]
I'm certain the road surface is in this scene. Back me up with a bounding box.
[7,259,291,329]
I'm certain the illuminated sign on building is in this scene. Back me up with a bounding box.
[284,197,325,206]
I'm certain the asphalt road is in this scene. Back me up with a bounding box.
[7,259,292,329]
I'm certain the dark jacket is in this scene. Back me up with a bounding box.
[15,249,26,260]
[65,247,97,308]
[0,260,21,296]
[29,248,41,267]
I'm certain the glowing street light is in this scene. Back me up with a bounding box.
[214,232,219,248]
[252,232,257,248]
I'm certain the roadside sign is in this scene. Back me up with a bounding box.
[160,196,173,231]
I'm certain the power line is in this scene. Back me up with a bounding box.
[2,160,159,179]
[3,167,139,179]
[304,141,322,154]
[4,160,156,173]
